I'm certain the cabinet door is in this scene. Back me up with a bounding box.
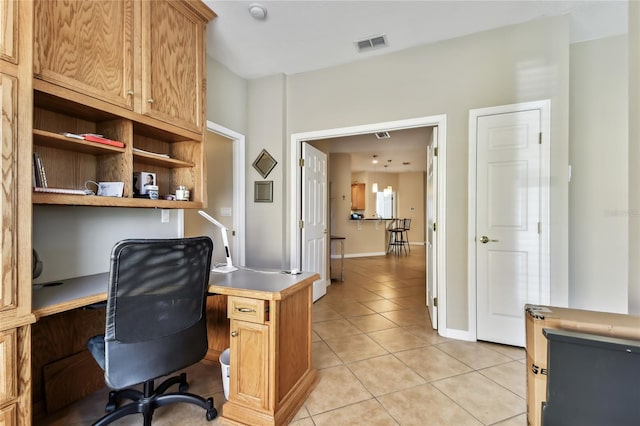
[33,0,134,109]
[0,74,17,313]
[141,1,205,133]
[351,183,365,210]
[0,0,17,64]
[0,329,16,406]
[229,319,269,410]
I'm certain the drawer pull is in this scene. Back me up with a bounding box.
[236,307,256,313]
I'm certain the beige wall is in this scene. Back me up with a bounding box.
[569,35,628,313]
[398,172,426,245]
[246,74,288,268]
[184,131,235,265]
[206,56,248,134]
[629,2,640,315]
[286,17,570,331]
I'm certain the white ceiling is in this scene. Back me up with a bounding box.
[202,0,627,172]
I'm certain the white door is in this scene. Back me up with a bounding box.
[426,127,438,329]
[302,143,328,302]
[474,107,548,347]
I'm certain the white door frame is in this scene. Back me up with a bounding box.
[206,120,246,267]
[289,115,448,332]
[467,100,551,342]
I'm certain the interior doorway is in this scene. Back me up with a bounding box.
[290,115,447,332]
[468,100,551,346]
[184,121,246,267]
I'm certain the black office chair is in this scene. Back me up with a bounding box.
[87,237,217,426]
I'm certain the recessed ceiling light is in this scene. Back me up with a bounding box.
[248,3,267,20]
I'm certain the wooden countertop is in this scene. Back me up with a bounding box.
[208,268,319,301]
[32,272,109,319]
[32,268,319,318]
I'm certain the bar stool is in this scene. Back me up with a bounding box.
[401,218,412,253]
[387,219,408,256]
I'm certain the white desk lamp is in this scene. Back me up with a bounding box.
[198,210,238,273]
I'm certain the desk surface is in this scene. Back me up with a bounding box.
[32,268,319,318]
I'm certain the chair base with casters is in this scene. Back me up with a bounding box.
[88,335,217,426]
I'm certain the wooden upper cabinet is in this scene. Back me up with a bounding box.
[141,1,207,133]
[0,0,18,64]
[33,0,135,110]
[351,183,365,210]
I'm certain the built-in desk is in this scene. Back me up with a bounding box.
[32,273,109,319]
[31,269,319,425]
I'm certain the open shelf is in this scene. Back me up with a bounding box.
[32,192,202,208]
[33,129,126,155]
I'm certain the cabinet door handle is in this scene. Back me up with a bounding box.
[127,90,134,96]
[231,331,238,337]
[236,307,256,313]
[147,98,154,104]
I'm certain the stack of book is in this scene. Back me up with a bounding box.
[32,153,48,188]
[32,153,88,195]
[62,132,125,148]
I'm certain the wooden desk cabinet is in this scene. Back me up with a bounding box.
[210,271,319,426]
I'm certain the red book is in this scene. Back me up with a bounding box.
[82,134,125,148]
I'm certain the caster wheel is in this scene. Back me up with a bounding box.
[206,408,218,421]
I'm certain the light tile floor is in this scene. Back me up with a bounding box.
[40,246,527,425]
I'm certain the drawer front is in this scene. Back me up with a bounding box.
[0,329,17,405]
[228,297,266,324]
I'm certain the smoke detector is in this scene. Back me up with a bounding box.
[248,3,267,20]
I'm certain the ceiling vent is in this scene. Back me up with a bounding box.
[375,131,390,139]
[356,34,388,52]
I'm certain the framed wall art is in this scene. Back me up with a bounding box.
[252,149,277,179]
[254,181,273,203]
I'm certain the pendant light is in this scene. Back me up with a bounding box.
[371,155,379,192]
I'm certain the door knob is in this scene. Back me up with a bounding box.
[479,235,499,244]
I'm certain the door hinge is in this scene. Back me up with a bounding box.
[433,222,437,232]
[539,132,542,145]
[299,220,304,229]
[433,297,438,307]
[299,158,305,167]
[538,222,541,234]
[434,147,438,157]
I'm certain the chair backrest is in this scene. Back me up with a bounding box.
[103,237,213,389]
[403,218,412,230]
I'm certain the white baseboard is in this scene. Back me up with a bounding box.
[439,327,476,342]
